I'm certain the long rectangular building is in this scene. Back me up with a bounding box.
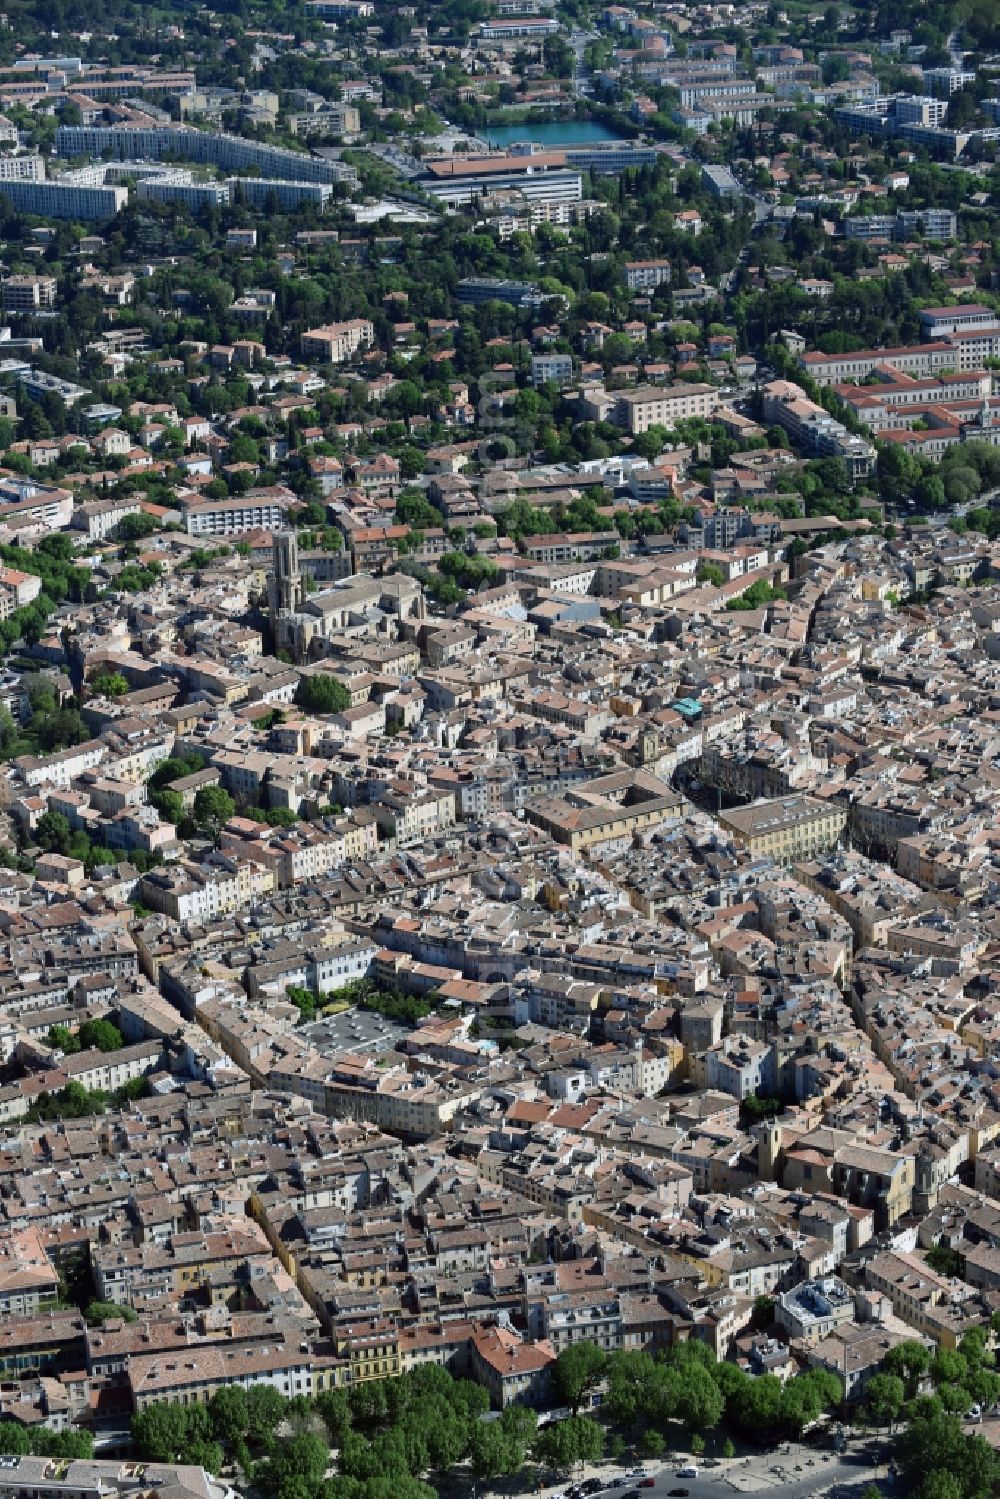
[0,178,126,220]
[720,795,847,861]
[800,341,956,387]
[612,382,720,433]
[761,379,875,477]
[55,124,356,186]
[421,152,582,207]
[185,495,294,537]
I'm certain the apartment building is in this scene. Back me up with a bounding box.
[129,1342,315,1409]
[836,369,989,412]
[300,319,375,364]
[232,177,333,211]
[0,179,127,220]
[0,1457,227,1499]
[719,795,847,861]
[456,277,543,309]
[306,0,375,16]
[136,172,231,209]
[478,16,559,37]
[844,208,957,240]
[760,379,876,477]
[776,1276,856,1343]
[287,102,362,136]
[0,567,41,619]
[0,1229,60,1315]
[611,382,720,433]
[522,530,618,564]
[701,163,742,196]
[0,153,44,181]
[679,78,755,105]
[524,769,684,853]
[139,859,276,922]
[624,258,672,292]
[564,143,658,172]
[530,352,573,385]
[55,124,356,186]
[940,328,1000,371]
[469,1325,555,1408]
[865,1249,960,1338]
[185,495,292,537]
[2,275,56,311]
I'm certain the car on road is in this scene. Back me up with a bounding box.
[639,1481,655,1489]
[622,1488,642,1499]
[678,1467,699,1479]
[668,1490,689,1497]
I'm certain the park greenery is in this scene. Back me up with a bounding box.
[122,1327,1000,1499]
[24,1076,148,1123]
[117,1340,845,1499]
[285,978,439,1027]
[33,807,163,875]
[0,1423,94,1459]
[123,1332,1000,1499]
[46,1018,124,1054]
[86,1300,138,1326]
[726,579,787,613]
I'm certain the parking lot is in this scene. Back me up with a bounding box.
[301,1006,409,1056]
[515,1438,895,1499]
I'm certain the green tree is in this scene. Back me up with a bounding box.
[78,1018,123,1053]
[295,674,352,714]
[552,1340,607,1416]
[916,1473,964,1499]
[866,1373,905,1430]
[148,756,202,790]
[0,1423,30,1454]
[257,1431,329,1498]
[118,512,159,541]
[286,985,319,1025]
[246,1385,288,1443]
[675,1360,724,1431]
[133,1403,214,1464]
[930,1350,967,1388]
[89,672,129,698]
[208,1386,249,1445]
[899,1412,998,1499]
[35,810,71,854]
[153,788,185,825]
[750,1295,776,1330]
[193,784,236,834]
[47,1024,80,1053]
[534,1415,603,1471]
[883,1340,931,1401]
[85,1300,137,1325]
[640,1429,665,1458]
